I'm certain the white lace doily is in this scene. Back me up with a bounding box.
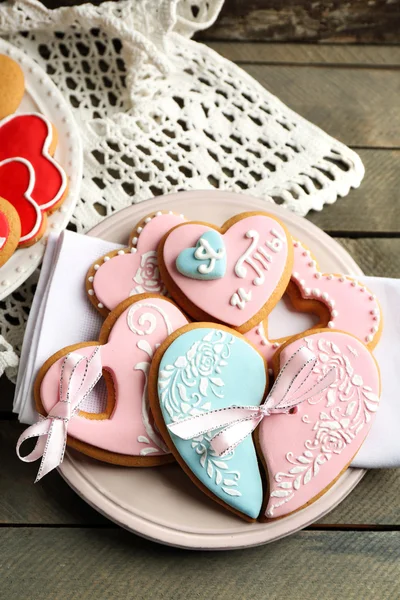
[0,0,364,381]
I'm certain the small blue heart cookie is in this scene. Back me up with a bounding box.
[176,230,226,280]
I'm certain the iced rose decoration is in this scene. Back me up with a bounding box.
[132,251,164,294]
[314,417,347,454]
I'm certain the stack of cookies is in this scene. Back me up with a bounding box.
[0,54,67,266]
[18,210,382,522]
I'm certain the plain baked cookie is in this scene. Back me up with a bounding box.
[0,196,21,267]
[86,210,186,317]
[34,294,189,467]
[158,211,294,333]
[0,54,24,120]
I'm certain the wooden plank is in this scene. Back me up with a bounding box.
[0,376,16,414]
[0,421,109,525]
[240,64,400,148]
[334,238,400,278]
[2,528,400,599]
[198,0,400,44]
[319,469,400,526]
[309,149,400,235]
[3,417,400,527]
[207,43,400,67]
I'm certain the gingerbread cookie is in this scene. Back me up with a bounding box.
[17,295,189,480]
[0,197,21,267]
[86,211,186,316]
[0,54,24,120]
[149,323,268,521]
[158,211,294,333]
[0,112,68,231]
[0,158,45,246]
[258,329,380,520]
[246,238,382,363]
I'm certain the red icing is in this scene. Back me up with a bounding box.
[0,114,66,210]
[0,159,42,243]
[0,210,10,250]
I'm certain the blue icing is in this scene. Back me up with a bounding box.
[175,230,226,280]
[158,327,265,519]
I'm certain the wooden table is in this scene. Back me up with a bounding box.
[1,39,400,599]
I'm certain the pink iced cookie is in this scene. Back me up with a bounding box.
[246,238,382,364]
[259,330,381,520]
[86,211,186,316]
[159,212,294,333]
[35,295,188,467]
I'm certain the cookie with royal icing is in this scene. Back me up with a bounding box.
[246,238,382,364]
[0,113,68,246]
[0,197,21,267]
[17,295,189,480]
[86,211,186,316]
[158,211,294,333]
[149,323,268,521]
[257,329,381,520]
[0,54,24,120]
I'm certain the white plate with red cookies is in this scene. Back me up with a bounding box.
[0,38,82,300]
[55,190,371,550]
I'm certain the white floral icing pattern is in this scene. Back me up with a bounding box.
[131,250,165,296]
[159,330,243,498]
[267,336,380,517]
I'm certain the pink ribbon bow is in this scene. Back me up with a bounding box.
[168,346,337,457]
[16,347,102,482]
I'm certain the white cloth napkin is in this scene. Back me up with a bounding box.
[13,231,399,468]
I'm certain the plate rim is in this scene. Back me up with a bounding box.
[60,190,365,550]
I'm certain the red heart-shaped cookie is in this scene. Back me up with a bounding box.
[0,113,67,212]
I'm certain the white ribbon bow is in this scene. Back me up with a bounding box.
[16,347,102,482]
[168,346,337,457]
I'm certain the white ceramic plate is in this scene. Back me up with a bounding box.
[0,38,82,300]
[59,190,364,550]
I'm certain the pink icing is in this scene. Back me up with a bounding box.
[39,297,188,457]
[259,330,380,519]
[162,215,291,328]
[91,212,186,312]
[245,238,382,364]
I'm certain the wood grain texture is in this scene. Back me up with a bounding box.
[0,421,109,525]
[2,528,400,599]
[240,64,400,148]
[309,150,400,235]
[198,0,400,43]
[207,43,400,66]
[335,238,400,278]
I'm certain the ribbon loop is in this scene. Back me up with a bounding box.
[167,346,337,457]
[16,347,102,482]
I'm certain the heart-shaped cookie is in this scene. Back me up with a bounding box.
[176,230,227,280]
[149,323,267,521]
[19,295,189,476]
[258,330,381,520]
[86,211,186,316]
[246,238,382,364]
[0,158,45,246]
[0,113,67,212]
[159,212,293,333]
[0,196,21,266]
[0,54,24,120]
